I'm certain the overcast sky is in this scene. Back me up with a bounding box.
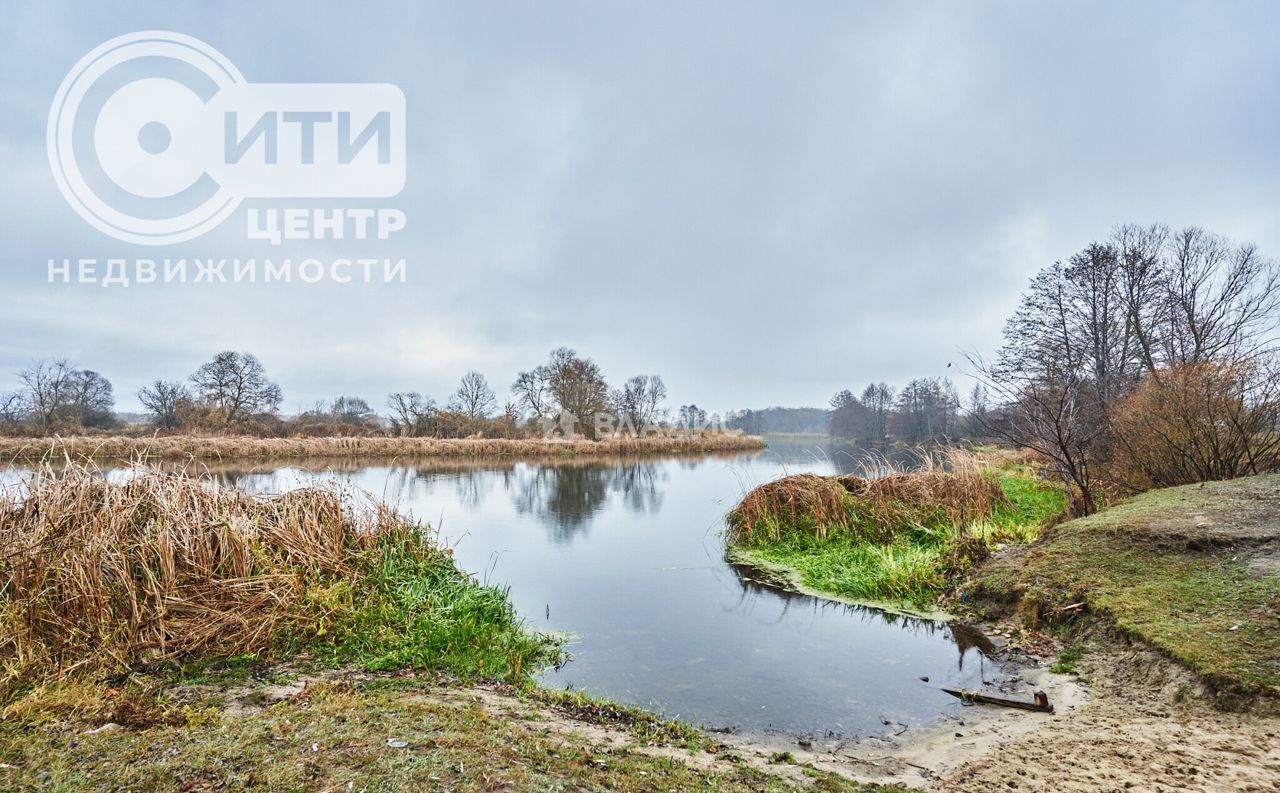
[3,1,1279,414]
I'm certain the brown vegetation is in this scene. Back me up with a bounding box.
[0,432,765,464]
[0,464,408,687]
[1108,361,1280,492]
[727,449,1008,545]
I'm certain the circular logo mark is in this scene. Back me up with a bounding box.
[48,31,244,245]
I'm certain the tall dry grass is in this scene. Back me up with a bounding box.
[0,462,414,688]
[0,433,765,464]
[727,448,1008,545]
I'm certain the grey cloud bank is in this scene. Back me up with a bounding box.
[2,1,1278,413]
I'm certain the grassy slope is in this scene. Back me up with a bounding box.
[970,474,1280,694]
[732,467,1065,607]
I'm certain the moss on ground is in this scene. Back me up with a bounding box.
[969,474,1280,695]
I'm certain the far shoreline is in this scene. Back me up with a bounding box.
[0,433,767,463]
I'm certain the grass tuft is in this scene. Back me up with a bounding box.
[727,449,1067,606]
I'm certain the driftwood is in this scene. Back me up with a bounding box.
[941,687,1054,713]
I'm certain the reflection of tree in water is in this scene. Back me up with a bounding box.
[511,462,666,544]
[613,463,666,515]
[448,468,495,510]
[184,455,686,544]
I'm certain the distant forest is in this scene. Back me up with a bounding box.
[726,377,980,445]
[724,407,829,434]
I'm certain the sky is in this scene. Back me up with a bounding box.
[2,1,1279,415]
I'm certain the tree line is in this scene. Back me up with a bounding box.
[0,347,714,441]
[971,224,1280,514]
[820,225,1280,514]
[724,407,829,435]
[823,378,985,445]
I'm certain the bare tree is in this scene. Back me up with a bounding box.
[971,354,1107,516]
[970,223,1280,512]
[615,374,668,431]
[513,348,611,437]
[548,350,611,437]
[511,368,554,420]
[18,360,115,430]
[827,389,869,439]
[677,404,708,430]
[20,359,76,430]
[138,380,191,430]
[893,377,960,443]
[963,382,990,438]
[188,352,283,423]
[971,257,1114,514]
[0,391,28,429]
[67,370,116,428]
[1159,227,1280,367]
[860,382,895,444]
[1115,222,1169,376]
[449,371,497,420]
[387,392,436,436]
[330,396,378,426]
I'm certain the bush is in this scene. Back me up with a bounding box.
[1109,362,1280,492]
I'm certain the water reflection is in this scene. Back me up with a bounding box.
[186,454,705,543]
[727,556,995,674]
[510,463,666,543]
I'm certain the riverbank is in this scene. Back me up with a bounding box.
[0,462,885,792]
[0,433,766,464]
[726,465,1280,789]
[726,450,1065,609]
[965,472,1280,703]
[0,666,894,792]
[932,473,1280,790]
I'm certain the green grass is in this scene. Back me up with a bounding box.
[991,470,1069,530]
[1050,645,1083,674]
[0,678,894,792]
[744,535,948,604]
[731,465,1067,607]
[972,474,1280,694]
[288,534,557,680]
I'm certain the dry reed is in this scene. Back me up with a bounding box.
[0,433,765,464]
[0,462,417,689]
[727,448,1009,545]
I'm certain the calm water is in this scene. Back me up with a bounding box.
[6,440,1002,738]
